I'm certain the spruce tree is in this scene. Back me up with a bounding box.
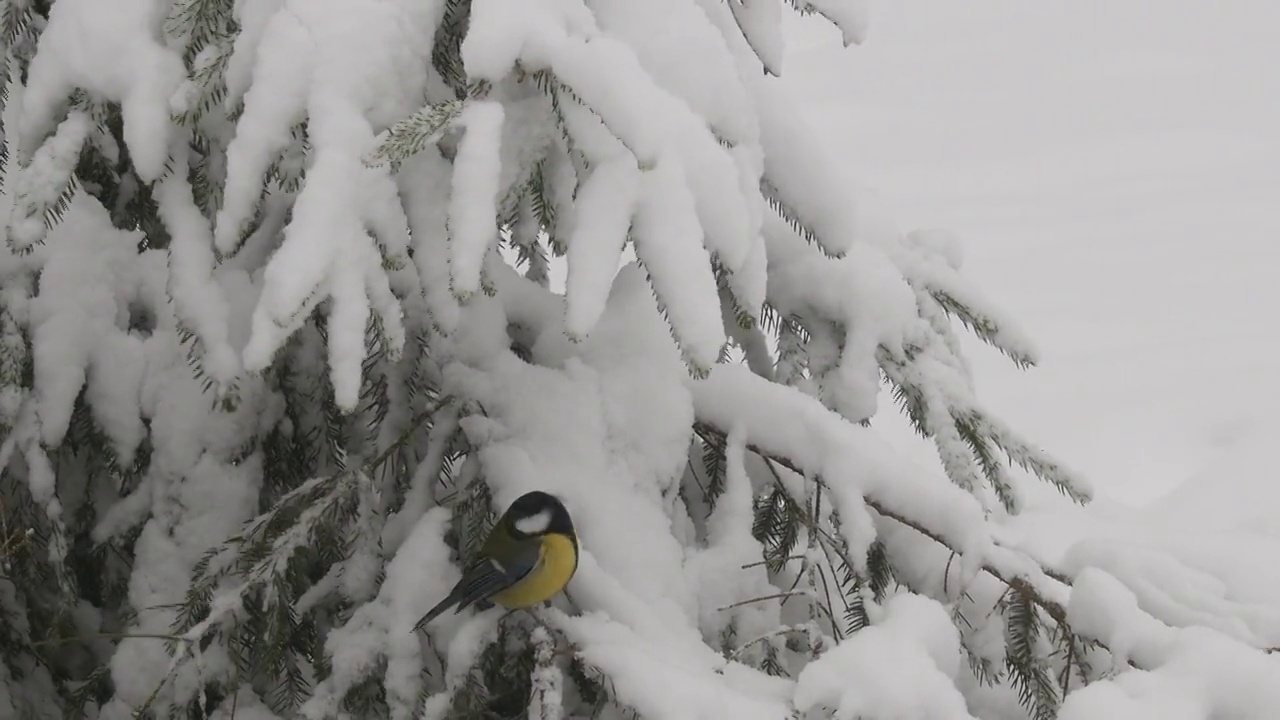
[1,1,1276,719]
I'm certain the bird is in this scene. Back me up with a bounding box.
[413,490,579,631]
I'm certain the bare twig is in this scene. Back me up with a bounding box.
[28,631,184,649]
[740,555,805,570]
[718,590,838,627]
[725,623,818,662]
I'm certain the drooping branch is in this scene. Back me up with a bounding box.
[759,443,1069,623]
[691,417,1070,625]
[692,422,1073,631]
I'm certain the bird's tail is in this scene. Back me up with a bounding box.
[413,593,459,632]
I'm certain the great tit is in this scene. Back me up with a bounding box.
[414,490,579,630]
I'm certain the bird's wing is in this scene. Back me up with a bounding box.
[413,532,547,631]
[413,545,541,631]
[451,542,542,613]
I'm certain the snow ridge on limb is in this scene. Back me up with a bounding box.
[563,154,639,339]
[687,367,1105,720]
[447,100,505,301]
[895,228,1040,368]
[155,145,242,389]
[759,183,1090,509]
[753,77,860,258]
[4,108,88,254]
[786,0,871,46]
[690,364,994,569]
[1063,569,1280,720]
[225,1,436,403]
[631,156,726,372]
[448,0,760,364]
[874,296,1090,509]
[363,99,465,168]
[18,0,185,183]
[729,0,786,76]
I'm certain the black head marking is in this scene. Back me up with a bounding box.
[506,491,575,538]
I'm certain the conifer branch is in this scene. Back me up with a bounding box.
[760,177,844,259]
[762,441,1072,626]
[693,423,1077,637]
[364,99,465,167]
[697,420,1117,718]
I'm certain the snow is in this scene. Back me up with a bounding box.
[891,227,1040,366]
[690,363,993,568]
[4,109,88,252]
[541,36,665,169]
[219,0,441,249]
[782,0,1280,509]
[459,0,599,83]
[589,0,756,147]
[554,605,791,720]
[527,626,563,720]
[19,0,185,182]
[588,0,761,271]
[300,508,458,719]
[5,0,1278,717]
[795,592,974,719]
[215,7,310,253]
[563,155,638,339]
[801,0,870,47]
[762,211,919,421]
[399,146,462,333]
[155,147,241,386]
[630,156,725,370]
[104,447,266,717]
[323,241,373,411]
[728,0,786,75]
[444,264,700,620]
[782,1,1280,716]
[462,0,765,319]
[1062,537,1280,649]
[1062,568,1280,719]
[447,100,505,300]
[683,422,779,643]
[8,234,282,719]
[218,0,442,397]
[26,196,143,448]
[83,331,147,466]
[752,75,861,257]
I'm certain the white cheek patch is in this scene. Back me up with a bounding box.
[514,509,552,535]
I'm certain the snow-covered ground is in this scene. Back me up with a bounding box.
[782,0,1280,524]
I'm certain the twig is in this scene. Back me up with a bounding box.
[944,551,957,597]
[740,555,805,570]
[229,662,242,720]
[1062,634,1076,695]
[28,631,184,649]
[717,590,838,627]
[368,394,454,471]
[724,623,817,662]
[814,563,843,640]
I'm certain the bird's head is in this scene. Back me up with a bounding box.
[506,490,574,538]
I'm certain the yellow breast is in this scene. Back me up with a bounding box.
[492,533,578,609]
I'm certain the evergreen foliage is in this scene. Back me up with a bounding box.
[2,1,1274,719]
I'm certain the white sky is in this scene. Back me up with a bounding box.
[782,0,1280,507]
